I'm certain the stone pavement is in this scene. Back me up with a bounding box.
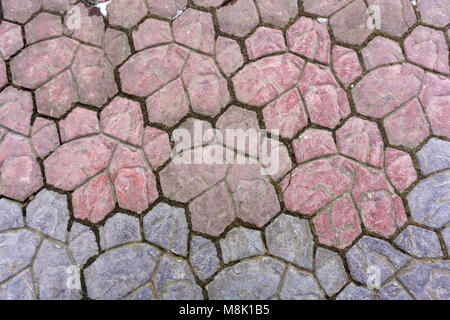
[0,0,449,300]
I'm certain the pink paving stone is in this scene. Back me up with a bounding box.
[384,99,430,149]
[292,128,337,164]
[0,22,24,60]
[25,13,62,44]
[362,36,404,70]
[35,70,77,119]
[313,195,362,249]
[0,60,7,88]
[330,0,373,45]
[146,79,189,127]
[216,0,259,37]
[43,0,75,13]
[193,0,223,7]
[385,148,417,192]
[417,0,450,27]
[261,138,292,180]
[72,173,115,223]
[226,163,280,227]
[31,117,60,158]
[336,117,384,168]
[255,0,298,27]
[303,0,354,16]
[173,118,214,151]
[108,0,148,29]
[63,4,104,46]
[143,126,171,169]
[0,133,43,201]
[72,45,118,107]
[281,156,357,215]
[246,27,286,60]
[216,37,244,76]
[59,107,99,142]
[233,54,304,106]
[133,19,172,51]
[366,0,416,37]
[146,0,187,19]
[287,17,331,64]
[299,63,350,129]
[104,29,131,67]
[108,144,158,213]
[189,182,235,237]
[352,63,424,118]
[182,53,230,117]
[10,37,78,89]
[0,87,33,135]
[173,8,215,55]
[100,97,143,146]
[1,0,41,23]
[352,166,407,237]
[332,46,362,85]
[44,135,116,191]
[119,44,189,97]
[419,73,450,138]
[262,88,308,139]
[404,26,449,75]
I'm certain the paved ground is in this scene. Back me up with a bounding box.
[0,0,449,300]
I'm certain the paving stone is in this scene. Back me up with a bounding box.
[0,269,36,300]
[193,0,223,7]
[143,203,188,256]
[189,236,219,281]
[153,254,203,300]
[395,225,442,258]
[85,243,161,300]
[0,60,7,88]
[104,28,131,67]
[336,282,375,300]
[280,266,324,300]
[266,214,314,270]
[299,63,350,128]
[353,63,424,118]
[346,236,411,287]
[208,257,285,300]
[25,13,62,44]
[100,213,141,250]
[143,127,171,169]
[220,227,264,263]
[313,196,362,249]
[68,223,99,266]
[366,0,416,37]
[0,198,23,232]
[256,0,298,27]
[398,260,450,300]
[336,117,383,168]
[261,137,292,181]
[246,27,285,61]
[417,0,450,27]
[64,3,104,46]
[0,229,40,283]
[216,37,243,75]
[362,36,404,70]
[31,118,60,158]
[303,0,354,16]
[146,0,187,19]
[108,0,147,29]
[404,26,448,74]
[0,86,33,135]
[133,19,172,51]
[0,22,24,60]
[26,189,70,242]
[287,17,330,64]
[43,0,74,12]
[292,128,336,164]
[385,148,417,192]
[1,0,41,23]
[315,248,348,297]
[442,227,450,255]
[59,108,99,142]
[417,138,450,175]
[332,46,362,85]
[216,0,259,37]
[124,284,156,300]
[378,280,412,300]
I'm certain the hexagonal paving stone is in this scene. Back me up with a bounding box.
[100,213,141,250]
[315,248,348,297]
[104,29,131,67]
[31,118,60,158]
[292,128,337,164]
[417,0,450,27]
[280,266,324,300]
[43,0,73,12]
[336,282,375,300]
[108,0,148,29]
[256,0,298,27]
[220,227,264,263]
[59,107,99,142]
[146,0,187,19]
[366,0,416,37]
[362,36,404,70]
[394,225,443,258]
[0,198,23,232]
[246,27,286,60]
[133,19,171,51]
[378,280,412,300]
[385,148,417,192]
[68,223,99,266]
[25,13,62,44]
[1,0,41,23]
[332,46,362,85]
[216,0,259,37]
[189,236,219,281]
[216,37,244,75]
[0,86,33,135]
[0,22,24,60]
[193,0,222,7]
[417,138,450,175]
[303,0,354,17]
[64,4,104,46]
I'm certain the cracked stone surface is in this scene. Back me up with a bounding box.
[0,0,449,300]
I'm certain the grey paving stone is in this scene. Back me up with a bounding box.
[394,225,443,258]
[0,269,36,300]
[33,239,82,300]
[0,229,41,283]
[0,198,23,232]
[417,138,450,175]
[220,227,264,263]
[442,226,450,255]
[280,266,324,300]
[207,257,285,300]
[265,214,314,270]
[99,213,141,250]
[378,280,412,300]
[85,243,161,300]
[68,223,98,266]
[398,260,450,300]
[124,284,156,300]
[153,254,203,300]
[26,189,70,242]
[189,236,219,280]
[346,236,411,287]
[315,247,348,297]
[336,282,375,300]
[143,203,188,256]
[407,171,450,228]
